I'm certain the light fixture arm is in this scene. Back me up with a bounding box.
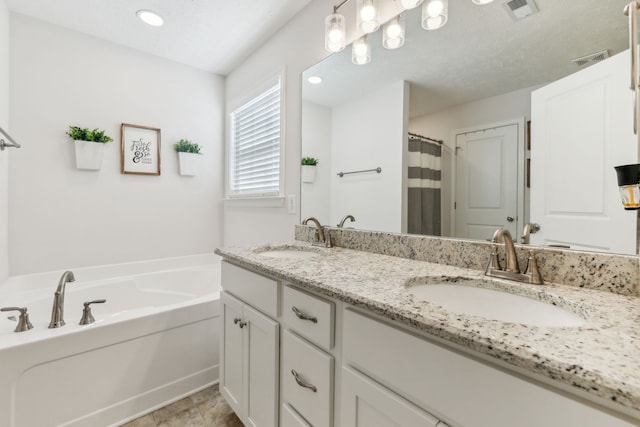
[333,0,353,13]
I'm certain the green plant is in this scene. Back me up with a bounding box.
[301,157,319,166]
[66,126,113,143]
[174,139,202,154]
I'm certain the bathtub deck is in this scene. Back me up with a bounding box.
[121,384,242,427]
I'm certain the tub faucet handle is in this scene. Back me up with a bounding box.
[79,299,106,325]
[1,306,34,332]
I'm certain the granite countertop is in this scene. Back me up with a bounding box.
[215,241,640,417]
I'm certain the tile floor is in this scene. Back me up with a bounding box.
[121,384,243,427]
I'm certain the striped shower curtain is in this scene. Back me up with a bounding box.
[407,136,442,235]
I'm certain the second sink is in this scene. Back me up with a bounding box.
[405,277,586,328]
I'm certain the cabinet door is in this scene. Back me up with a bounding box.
[341,366,440,427]
[220,291,244,417]
[244,303,280,427]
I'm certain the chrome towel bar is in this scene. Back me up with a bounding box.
[337,167,381,177]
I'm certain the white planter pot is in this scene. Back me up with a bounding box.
[74,140,106,170]
[301,165,316,183]
[178,152,202,176]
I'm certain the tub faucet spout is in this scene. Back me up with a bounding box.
[48,270,75,328]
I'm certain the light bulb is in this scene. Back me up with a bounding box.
[352,37,371,65]
[422,0,448,30]
[383,14,405,49]
[357,0,380,33]
[400,0,424,9]
[360,4,376,21]
[325,13,346,52]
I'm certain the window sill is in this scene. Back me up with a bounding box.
[224,197,286,208]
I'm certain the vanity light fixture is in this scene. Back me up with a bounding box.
[307,76,323,84]
[352,35,371,65]
[325,11,347,52]
[422,0,448,30]
[383,14,405,49]
[136,10,164,27]
[357,0,380,33]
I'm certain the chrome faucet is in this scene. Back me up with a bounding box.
[48,270,75,328]
[302,216,332,247]
[337,214,355,228]
[485,227,543,285]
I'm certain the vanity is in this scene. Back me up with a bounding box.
[215,228,640,427]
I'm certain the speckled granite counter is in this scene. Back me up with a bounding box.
[215,241,640,419]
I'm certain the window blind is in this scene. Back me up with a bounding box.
[230,80,282,197]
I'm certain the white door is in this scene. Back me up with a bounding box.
[530,51,638,254]
[455,123,521,241]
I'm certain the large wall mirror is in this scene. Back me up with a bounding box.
[301,0,640,255]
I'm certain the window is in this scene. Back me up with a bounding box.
[229,76,283,198]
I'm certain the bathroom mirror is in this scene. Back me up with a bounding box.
[301,0,640,254]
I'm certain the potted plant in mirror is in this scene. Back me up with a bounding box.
[301,157,318,183]
[66,126,113,170]
[175,139,202,176]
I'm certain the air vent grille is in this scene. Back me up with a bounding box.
[571,50,610,67]
[503,0,539,20]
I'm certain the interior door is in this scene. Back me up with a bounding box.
[455,123,520,241]
[530,51,638,254]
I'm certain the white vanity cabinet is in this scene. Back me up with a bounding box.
[220,262,280,427]
[342,308,636,427]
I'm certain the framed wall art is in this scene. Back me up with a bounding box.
[121,123,161,175]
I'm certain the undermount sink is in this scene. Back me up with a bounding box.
[405,277,586,328]
[254,245,323,259]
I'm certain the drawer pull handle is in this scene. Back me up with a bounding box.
[292,306,317,323]
[291,369,317,392]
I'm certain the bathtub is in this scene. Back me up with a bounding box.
[0,254,221,427]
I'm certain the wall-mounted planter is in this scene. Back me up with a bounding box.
[178,152,202,176]
[301,165,316,183]
[74,140,105,170]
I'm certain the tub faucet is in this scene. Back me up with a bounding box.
[48,270,75,328]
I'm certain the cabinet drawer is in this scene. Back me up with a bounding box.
[221,261,279,318]
[341,366,439,427]
[283,285,334,350]
[282,330,334,427]
[281,404,312,427]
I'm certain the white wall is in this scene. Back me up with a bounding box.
[9,14,225,275]
[224,0,338,246]
[0,0,9,282]
[330,80,407,232]
[301,101,331,224]
[409,85,538,236]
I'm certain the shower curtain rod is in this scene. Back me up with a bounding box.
[0,126,21,150]
[408,132,443,145]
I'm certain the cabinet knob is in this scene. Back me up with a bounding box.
[238,320,247,328]
[233,317,241,324]
[292,306,318,323]
[291,369,317,392]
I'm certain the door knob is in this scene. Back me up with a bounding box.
[506,216,514,222]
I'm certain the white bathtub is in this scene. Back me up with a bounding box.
[0,254,221,427]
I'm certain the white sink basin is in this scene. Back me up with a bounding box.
[406,278,586,327]
[255,246,323,259]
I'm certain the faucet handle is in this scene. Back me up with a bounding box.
[1,306,34,332]
[79,299,107,325]
[486,244,501,273]
[524,250,544,285]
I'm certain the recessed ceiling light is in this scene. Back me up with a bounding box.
[137,10,164,27]
[307,76,323,84]
[471,0,495,4]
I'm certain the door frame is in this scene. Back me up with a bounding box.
[449,118,526,240]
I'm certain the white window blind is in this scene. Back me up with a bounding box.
[229,79,282,197]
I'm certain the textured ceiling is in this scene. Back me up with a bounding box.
[303,0,630,118]
[6,0,313,75]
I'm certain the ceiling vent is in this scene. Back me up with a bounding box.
[571,50,610,67]
[502,0,539,21]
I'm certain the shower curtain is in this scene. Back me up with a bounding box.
[407,135,442,235]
